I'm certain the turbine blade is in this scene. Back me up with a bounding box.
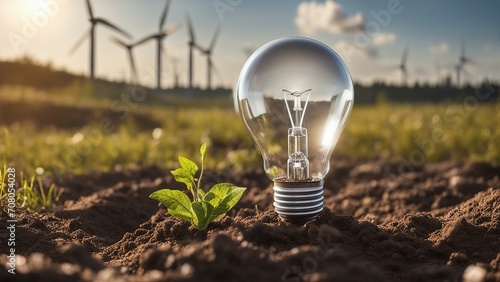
[209,26,221,51]
[210,58,223,86]
[110,36,127,48]
[68,28,90,55]
[129,50,138,83]
[86,0,94,18]
[380,64,398,71]
[96,18,132,39]
[159,0,171,31]
[465,57,479,66]
[134,34,158,46]
[186,13,195,42]
[194,43,205,53]
[401,47,409,65]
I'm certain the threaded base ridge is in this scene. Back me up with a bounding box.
[273,180,324,225]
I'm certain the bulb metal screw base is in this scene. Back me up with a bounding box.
[273,180,324,225]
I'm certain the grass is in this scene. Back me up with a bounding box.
[0,107,256,176]
[0,164,63,213]
[0,84,499,178]
[16,172,63,213]
[342,102,500,163]
[0,164,7,202]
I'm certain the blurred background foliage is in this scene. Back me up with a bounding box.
[0,59,499,177]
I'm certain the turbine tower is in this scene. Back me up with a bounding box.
[455,64,462,88]
[198,26,221,89]
[171,57,181,88]
[398,47,409,86]
[135,0,179,89]
[69,0,131,79]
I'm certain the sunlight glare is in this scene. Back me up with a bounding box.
[23,0,43,13]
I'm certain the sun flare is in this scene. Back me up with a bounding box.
[22,0,43,13]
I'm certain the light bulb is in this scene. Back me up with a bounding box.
[235,37,354,224]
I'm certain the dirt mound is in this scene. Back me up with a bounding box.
[1,160,499,281]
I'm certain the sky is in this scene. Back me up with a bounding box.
[0,0,499,88]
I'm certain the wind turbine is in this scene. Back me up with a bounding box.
[198,26,221,89]
[134,0,180,89]
[398,47,409,86]
[455,40,475,87]
[69,0,131,79]
[110,37,138,84]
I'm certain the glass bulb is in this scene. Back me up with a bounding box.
[235,36,354,224]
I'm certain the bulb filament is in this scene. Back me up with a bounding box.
[283,89,311,180]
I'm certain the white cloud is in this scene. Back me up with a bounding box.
[295,0,365,35]
[428,42,449,54]
[372,33,396,46]
[334,40,378,60]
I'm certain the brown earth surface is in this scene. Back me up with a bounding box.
[1,160,499,281]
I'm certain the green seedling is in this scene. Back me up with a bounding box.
[0,164,63,213]
[150,144,246,230]
[18,173,63,213]
[0,164,7,202]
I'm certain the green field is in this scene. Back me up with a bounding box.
[0,85,499,177]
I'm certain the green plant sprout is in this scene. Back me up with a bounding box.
[18,173,63,213]
[0,164,7,202]
[150,144,246,230]
[0,164,63,213]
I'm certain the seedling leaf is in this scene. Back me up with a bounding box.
[171,168,194,191]
[150,189,195,224]
[192,200,214,230]
[204,183,246,222]
[178,156,198,177]
[200,143,207,160]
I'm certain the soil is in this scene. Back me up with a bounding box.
[1,159,499,282]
